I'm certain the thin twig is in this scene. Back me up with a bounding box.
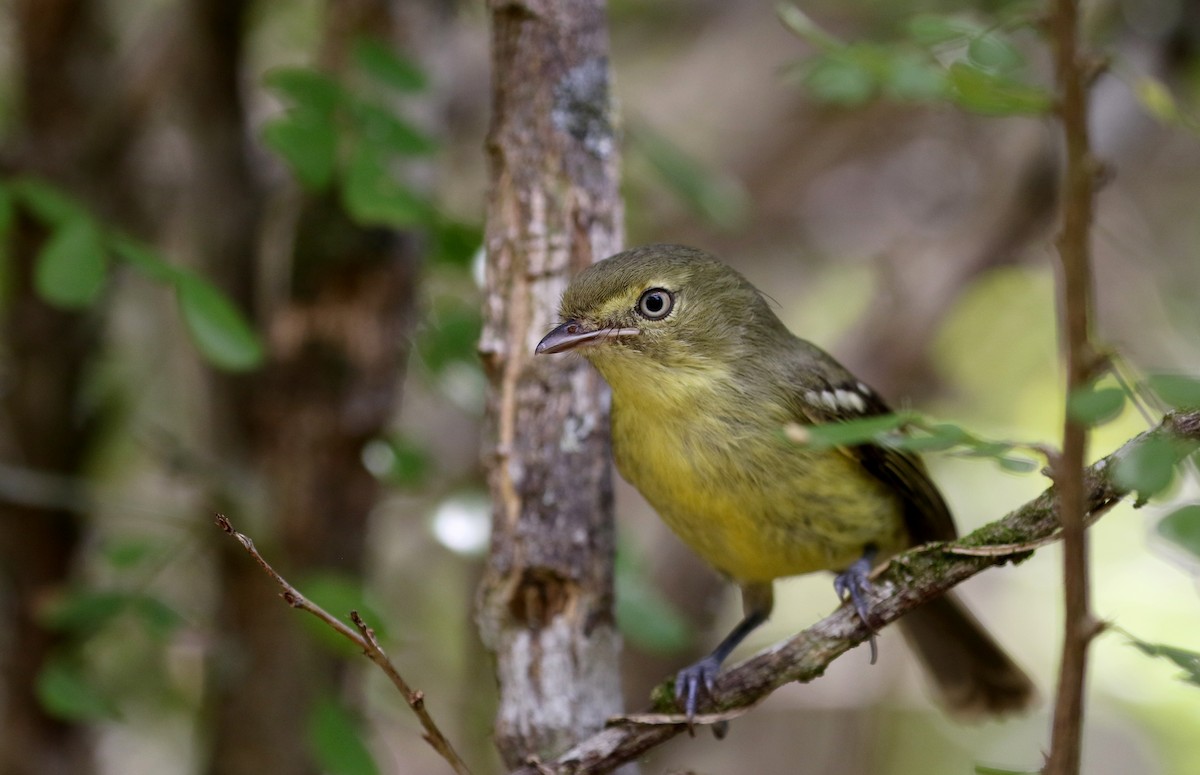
[214,514,474,775]
[1046,0,1103,772]
[507,412,1200,775]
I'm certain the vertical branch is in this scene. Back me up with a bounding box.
[477,0,624,767]
[1047,0,1102,772]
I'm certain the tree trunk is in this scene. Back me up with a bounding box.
[477,0,625,767]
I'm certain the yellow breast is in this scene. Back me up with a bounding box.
[608,377,906,583]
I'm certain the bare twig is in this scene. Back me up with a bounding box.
[214,514,474,775]
[1046,0,1103,772]
[507,412,1200,775]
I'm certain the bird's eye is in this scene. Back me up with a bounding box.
[636,288,674,320]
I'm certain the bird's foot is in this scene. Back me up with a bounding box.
[675,655,722,734]
[834,555,879,664]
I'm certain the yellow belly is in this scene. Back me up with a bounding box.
[611,393,907,583]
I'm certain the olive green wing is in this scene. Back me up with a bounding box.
[785,351,957,545]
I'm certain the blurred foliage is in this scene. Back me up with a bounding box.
[779,3,1052,115]
[0,177,265,371]
[307,695,380,775]
[615,539,693,654]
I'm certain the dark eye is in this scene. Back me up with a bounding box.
[637,288,674,320]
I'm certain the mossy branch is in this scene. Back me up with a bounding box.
[509,411,1200,775]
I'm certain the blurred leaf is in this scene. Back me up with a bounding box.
[967,32,1024,73]
[174,272,265,371]
[975,767,1039,775]
[37,658,115,721]
[996,456,1038,473]
[35,217,108,308]
[776,3,842,50]
[1067,385,1126,427]
[308,697,379,775]
[1157,504,1200,562]
[296,571,386,656]
[1148,373,1200,410]
[108,234,180,283]
[42,590,128,633]
[1126,633,1200,688]
[415,299,482,374]
[263,111,339,190]
[130,596,185,640]
[101,538,157,570]
[615,545,691,654]
[342,143,431,228]
[793,412,919,449]
[908,14,981,46]
[888,422,971,452]
[379,435,431,488]
[634,127,750,230]
[352,37,427,92]
[428,217,482,269]
[1134,77,1180,124]
[882,53,948,101]
[948,62,1051,115]
[10,177,87,226]
[805,51,877,105]
[264,67,344,117]
[1113,434,1182,502]
[349,100,437,156]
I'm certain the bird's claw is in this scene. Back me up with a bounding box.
[675,655,722,735]
[834,554,879,664]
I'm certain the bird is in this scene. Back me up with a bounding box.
[535,243,1035,723]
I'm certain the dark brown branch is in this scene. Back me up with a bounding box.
[214,514,473,775]
[509,412,1200,775]
[1046,0,1103,772]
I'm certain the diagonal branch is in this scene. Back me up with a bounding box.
[510,411,1200,775]
[214,514,474,775]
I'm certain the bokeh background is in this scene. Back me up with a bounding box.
[2,1,1199,774]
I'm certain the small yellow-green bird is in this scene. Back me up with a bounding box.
[536,244,1034,720]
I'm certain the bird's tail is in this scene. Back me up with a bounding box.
[898,592,1036,719]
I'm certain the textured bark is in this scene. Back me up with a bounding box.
[477,0,625,767]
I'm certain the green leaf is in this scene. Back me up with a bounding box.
[101,538,157,570]
[805,52,877,105]
[352,38,427,92]
[967,32,1025,74]
[130,596,185,640]
[1067,385,1126,426]
[35,217,108,308]
[174,272,264,371]
[1147,373,1200,410]
[996,456,1039,474]
[615,544,691,654]
[428,218,482,269]
[882,54,948,101]
[0,182,15,239]
[10,177,87,226]
[262,111,339,190]
[888,422,971,453]
[948,62,1052,115]
[108,234,180,283]
[907,14,980,46]
[793,412,919,449]
[1113,434,1181,502]
[41,590,129,633]
[1126,634,1200,688]
[341,143,432,228]
[308,697,380,775]
[415,299,482,374]
[776,3,842,50]
[349,100,437,156]
[1157,504,1200,562]
[37,658,115,721]
[264,67,344,117]
[1133,77,1180,124]
[378,435,431,488]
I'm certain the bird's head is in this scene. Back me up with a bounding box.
[536,244,786,391]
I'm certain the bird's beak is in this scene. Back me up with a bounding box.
[535,319,639,355]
